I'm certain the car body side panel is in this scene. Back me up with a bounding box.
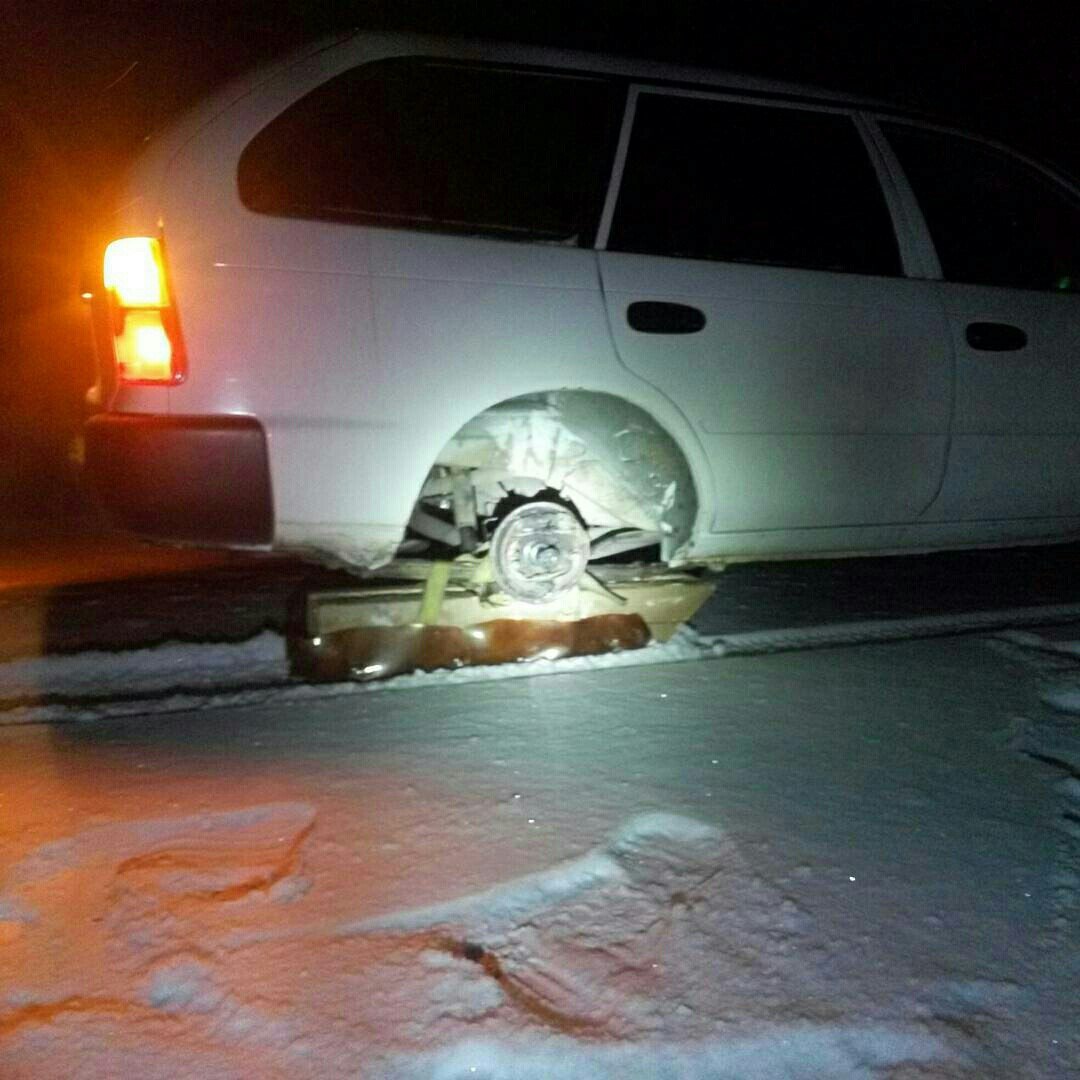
[155,121,717,561]
[599,253,953,531]
[362,230,712,541]
[91,32,1080,567]
[118,38,711,565]
[921,285,1080,521]
[865,119,1080,526]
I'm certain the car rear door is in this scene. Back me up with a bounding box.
[596,88,952,536]
[877,120,1080,523]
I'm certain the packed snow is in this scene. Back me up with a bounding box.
[1,609,1079,1076]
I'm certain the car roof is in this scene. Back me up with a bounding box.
[253,30,900,110]
[170,29,906,142]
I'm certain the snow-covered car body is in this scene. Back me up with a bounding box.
[84,31,1080,582]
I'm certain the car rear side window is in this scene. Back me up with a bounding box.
[238,59,622,244]
[881,122,1080,293]
[607,93,901,276]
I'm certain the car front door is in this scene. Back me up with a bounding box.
[596,89,952,542]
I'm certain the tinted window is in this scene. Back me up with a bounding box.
[883,123,1080,292]
[608,94,901,275]
[238,60,622,243]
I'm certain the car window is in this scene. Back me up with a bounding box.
[237,59,622,244]
[882,122,1080,293]
[607,93,901,275]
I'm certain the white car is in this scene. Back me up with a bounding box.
[84,32,1080,602]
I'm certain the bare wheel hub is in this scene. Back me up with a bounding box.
[490,500,590,603]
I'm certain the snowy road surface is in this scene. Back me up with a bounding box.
[2,621,1079,1077]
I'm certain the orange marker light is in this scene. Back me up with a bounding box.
[114,311,173,382]
[102,236,184,384]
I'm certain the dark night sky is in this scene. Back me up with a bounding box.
[1,0,1077,517]
[4,0,1075,172]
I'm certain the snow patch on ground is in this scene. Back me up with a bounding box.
[384,1026,950,1080]
[330,810,943,1065]
[343,813,720,935]
[417,951,506,1021]
[3,802,315,919]
[0,626,721,724]
[990,632,1080,768]
[0,897,36,923]
[142,955,301,1047]
[987,631,1080,977]
[1042,684,1080,716]
[343,845,626,935]
[145,958,224,1013]
[0,630,287,704]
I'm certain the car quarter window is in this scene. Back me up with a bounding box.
[881,122,1080,293]
[606,93,902,275]
[237,59,623,243]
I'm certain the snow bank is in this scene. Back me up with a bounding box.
[342,813,721,935]
[0,626,720,724]
[0,630,287,702]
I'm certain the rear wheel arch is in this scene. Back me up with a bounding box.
[412,389,701,563]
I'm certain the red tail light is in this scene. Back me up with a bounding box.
[102,236,186,384]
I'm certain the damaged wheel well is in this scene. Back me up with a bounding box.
[416,391,699,562]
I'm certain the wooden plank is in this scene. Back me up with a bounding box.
[305,574,713,640]
[294,568,714,681]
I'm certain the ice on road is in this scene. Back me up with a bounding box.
[1,626,1079,1077]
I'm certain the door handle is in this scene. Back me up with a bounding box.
[965,322,1028,351]
[627,301,706,335]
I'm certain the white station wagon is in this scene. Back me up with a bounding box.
[84,32,1080,603]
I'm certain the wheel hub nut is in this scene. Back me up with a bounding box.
[490,501,590,603]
